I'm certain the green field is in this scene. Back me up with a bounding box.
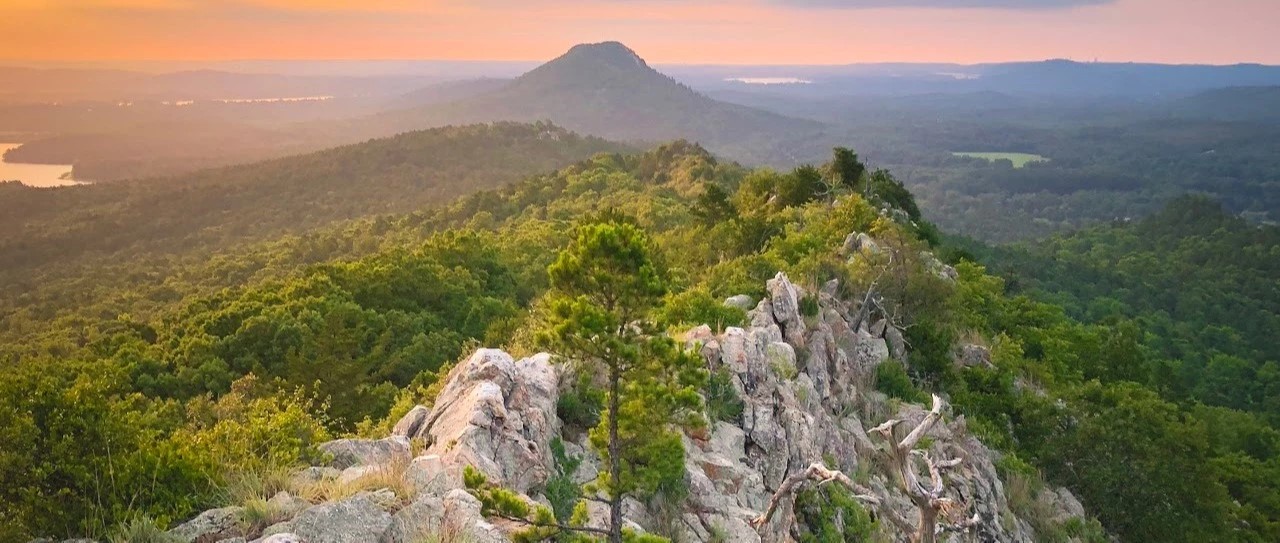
[952,151,1049,168]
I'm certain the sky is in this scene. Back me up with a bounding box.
[1,0,1278,65]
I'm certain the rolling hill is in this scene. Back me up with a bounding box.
[0,122,628,282]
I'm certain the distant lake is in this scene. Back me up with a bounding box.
[0,144,80,187]
[725,77,813,85]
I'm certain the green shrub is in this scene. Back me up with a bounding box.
[874,360,926,403]
[793,482,878,542]
[656,288,746,332]
[799,294,820,317]
[704,369,744,424]
[544,438,583,522]
[556,374,604,430]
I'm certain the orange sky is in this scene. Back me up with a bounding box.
[2,0,1277,64]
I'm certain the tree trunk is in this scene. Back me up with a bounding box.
[608,364,623,543]
[916,502,937,543]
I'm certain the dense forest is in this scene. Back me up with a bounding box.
[0,122,625,289]
[959,196,1280,424]
[3,130,1278,542]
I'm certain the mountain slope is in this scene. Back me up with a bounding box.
[1170,86,1280,123]
[0,122,627,283]
[361,42,824,164]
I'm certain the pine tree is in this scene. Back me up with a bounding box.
[538,220,706,543]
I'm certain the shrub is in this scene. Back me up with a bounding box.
[544,438,583,522]
[556,374,604,431]
[656,288,746,332]
[798,294,820,317]
[793,481,878,542]
[704,369,745,424]
[874,360,926,403]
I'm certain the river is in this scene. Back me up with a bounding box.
[0,144,81,187]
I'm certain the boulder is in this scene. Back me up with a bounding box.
[257,535,300,543]
[391,405,430,438]
[885,326,907,361]
[265,492,310,518]
[291,466,339,487]
[382,494,445,543]
[317,436,411,470]
[766,272,806,347]
[403,454,454,496]
[290,493,391,543]
[724,295,755,311]
[168,506,243,543]
[416,350,560,494]
[959,344,993,368]
[441,489,508,543]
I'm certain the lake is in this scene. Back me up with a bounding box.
[0,144,80,187]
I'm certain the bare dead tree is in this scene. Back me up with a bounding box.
[870,394,979,543]
[752,394,978,543]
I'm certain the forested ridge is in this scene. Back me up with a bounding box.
[2,130,1278,542]
[0,122,626,289]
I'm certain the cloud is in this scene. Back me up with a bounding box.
[774,0,1114,8]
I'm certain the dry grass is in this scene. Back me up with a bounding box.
[293,459,416,508]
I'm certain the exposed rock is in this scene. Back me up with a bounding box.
[724,294,755,311]
[391,405,430,438]
[317,436,411,470]
[415,350,560,495]
[253,522,293,542]
[266,492,310,518]
[168,506,243,543]
[290,493,391,543]
[291,466,339,487]
[857,233,882,255]
[885,325,907,361]
[959,344,993,368]
[382,494,445,543]
[403,454,453,496]
[441,489,508,543]
[766,272,806,347]
[257,535,300,543]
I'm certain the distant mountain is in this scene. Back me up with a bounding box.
[1169,86,1280,123]
[361,42,825,164]
[680,60,1280,99]
[387,77,513,109]
[0,122,628,279]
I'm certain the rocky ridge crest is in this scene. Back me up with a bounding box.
[157,266,1090,543]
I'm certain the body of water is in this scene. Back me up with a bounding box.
[0,144,80,187]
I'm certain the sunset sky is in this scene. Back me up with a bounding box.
[2,0,1277,65]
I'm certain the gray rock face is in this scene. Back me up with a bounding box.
[168,506,243,543]
[257,535,301,543]
[317,436,411,470]
[415,349,560,495]
[391,405,430,438]
[382,494,445,543]
[960,344,993,368]
[766,272,806,347]
[266,491,310,518]
[290,494,391,543]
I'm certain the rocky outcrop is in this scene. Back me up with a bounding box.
[168,506,243,543]
[409,349,560,495]
[290,492,392,543]
[317,436,411,470]
[168,270,1091,543]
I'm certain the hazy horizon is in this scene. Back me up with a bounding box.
[3,0,1278,65]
